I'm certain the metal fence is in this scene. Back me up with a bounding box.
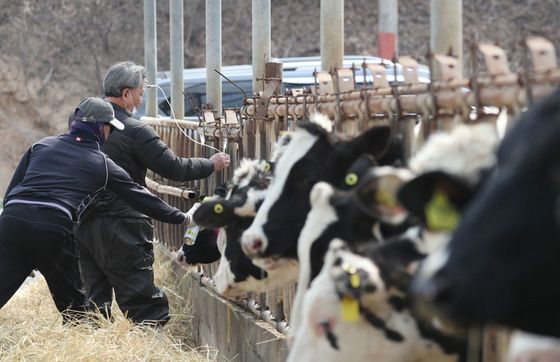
[145,37,560,361]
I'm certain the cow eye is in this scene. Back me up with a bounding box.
[345,173,359,186]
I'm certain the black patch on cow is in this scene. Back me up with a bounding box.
[225,217,268,282]
[388,295,407,312]
[308,193,382,283]
[180,229,221,265]
[360,306,405,342]
[359,237,426,291]
[194,199,236,228]
[413,317,468,359]
[320,321,339,350]
[397,171,473,229]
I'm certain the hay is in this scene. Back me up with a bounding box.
[0,243,218,361]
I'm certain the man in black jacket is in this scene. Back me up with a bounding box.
[0,97,195,320]
[75,61,230,326]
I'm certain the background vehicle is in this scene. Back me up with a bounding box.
[138,56,430,119]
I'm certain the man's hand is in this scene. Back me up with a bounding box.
[210,152,231,171]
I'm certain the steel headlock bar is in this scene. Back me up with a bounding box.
[242,37,560,127]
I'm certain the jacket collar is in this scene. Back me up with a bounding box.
[110,102,131,122]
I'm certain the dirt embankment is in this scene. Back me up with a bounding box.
[0,0,558,198]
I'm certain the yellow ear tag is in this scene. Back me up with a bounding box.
[345,173,358,186]
[263,162,271,172]
[213,203,224,214]
[424,190,460,231]
[350,273,361,289]
[341,297,360,322]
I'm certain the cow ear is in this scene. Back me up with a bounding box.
[348,125,392,160]
[354,166,414,224]
[397,171,473,231]
[193,199,235,228]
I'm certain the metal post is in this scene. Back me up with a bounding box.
[378,0,398,60]
[144,0,157,117]
[206,0,222,115]
[320,0,344,72]
[431,0,463,74]
[170,0,185,119]
[252,0,271,93]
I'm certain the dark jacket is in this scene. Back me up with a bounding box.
[87,104,214,218]
[3,132,186,225]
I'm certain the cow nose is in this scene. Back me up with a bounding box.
[242,233,266,256]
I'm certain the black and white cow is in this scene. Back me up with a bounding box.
[241,113,395,263]
[290,165,415,343]
[288,238,464,362]
[192,132,299,296]
[413,89,560,338]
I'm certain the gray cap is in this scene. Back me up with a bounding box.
[75,97,125,131]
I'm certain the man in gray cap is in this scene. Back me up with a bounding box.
[75,61,230,326]
[0,97,196,321]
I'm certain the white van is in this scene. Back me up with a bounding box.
[137,55,430,118]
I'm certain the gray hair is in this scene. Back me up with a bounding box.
[103,61,146,97]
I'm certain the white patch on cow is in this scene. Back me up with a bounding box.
[309,112,333,133]
[415,241,450,290]
[270,132,293,163]
[290,182,340,337]
[409,123,498,186]
[214,257,299,297]
[213,252,237,295]
[233,188,268,217]
[231,158,267,189]
[241,124,320,255]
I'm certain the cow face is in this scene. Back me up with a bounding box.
[191,159,275,295]
[418,90,560,337]
[241,116,392,260]
[176,229,221,266]
[304,167,414,281]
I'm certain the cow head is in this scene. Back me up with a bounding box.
[241,113,392,261]
[192,159,274,295]
[412,90,560,337]
[303,166,414,282]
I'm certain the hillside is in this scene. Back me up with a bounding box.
[0,0,558,197]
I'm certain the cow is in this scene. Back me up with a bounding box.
[241,112,394,265]
[192,133,299,296]
[289,164,415,344]
[288,238,464,362]
[411,89,560,338]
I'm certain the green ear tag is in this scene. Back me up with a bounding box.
[424,191,460,231]
[214,203,224,214]
[345,173,358,186]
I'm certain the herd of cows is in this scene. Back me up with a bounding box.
[176,88,560,361]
